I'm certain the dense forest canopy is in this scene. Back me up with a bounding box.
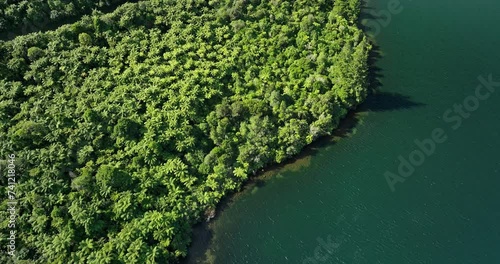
[0,0,370,263]
[0,0,130,35]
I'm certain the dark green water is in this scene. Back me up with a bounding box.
[187,0,500,263]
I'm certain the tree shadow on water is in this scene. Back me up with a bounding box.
[357,0,387,39]
[367,43,384,92]
[358,4,379,34]
[359,0,426,113]
[361,91,427,112]
[360,42,426,112]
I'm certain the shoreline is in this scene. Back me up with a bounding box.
[182,20,383,263]
[182,107,369,264]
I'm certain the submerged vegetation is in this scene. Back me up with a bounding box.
[0,0,370,263]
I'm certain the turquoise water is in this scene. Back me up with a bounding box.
[187,0,500,263]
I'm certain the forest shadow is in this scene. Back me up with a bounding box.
[0,0,139,41]
[361,91,426,112]
[367,42,383,92]
[359,42,426,112]
[357,1,383,37]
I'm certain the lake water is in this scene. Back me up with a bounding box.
[186,0,500,263]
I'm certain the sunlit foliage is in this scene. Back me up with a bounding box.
[0,0,370,263]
